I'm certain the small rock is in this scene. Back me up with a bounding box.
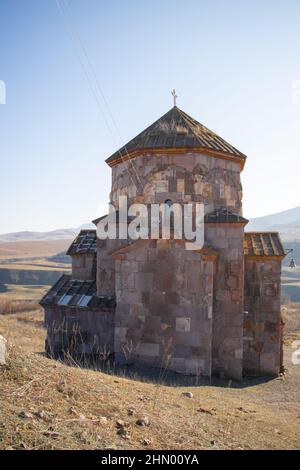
[128,406,136,416]
[0,335,7,365]
[34,410,51,422]
[116,419,125,428]
[99,416,108,425]
[116,423,131,440]
[43,431,60,439]
[198,407,216,415]
[182,392,193,398]
[136,416,150,427]
[142,438,151,446]
[138,395,150,402]
[18,442,28,449]
[237,406,248,413]
[119,429,131,440]
[18,411,34,420]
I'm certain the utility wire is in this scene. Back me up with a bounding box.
[54,0,144,194]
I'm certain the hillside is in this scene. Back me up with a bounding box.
[0,306,299,450]
[0,240,72,301]
[0,224,94,243]
[247,206,300,241]
[0,239,73,260]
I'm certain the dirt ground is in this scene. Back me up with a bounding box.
[0,304,299,450]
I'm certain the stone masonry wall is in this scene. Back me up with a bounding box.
[243,259,283,376]
[72,253,96,281]
[114,239,215,376]
[44,306,114,357]
[97,238,131,296]
[110,153,243,215]
[205,224,245,380]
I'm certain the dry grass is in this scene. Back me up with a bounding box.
[0,285,50,301]
[282,303,300,345]
[0,240,73,260]
[0,296,40,315]
[0,310,300,450]
[0,262,70,272]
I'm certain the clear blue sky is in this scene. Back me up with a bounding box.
[1,0,300,233]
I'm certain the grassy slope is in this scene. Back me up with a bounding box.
[0,309,300,450]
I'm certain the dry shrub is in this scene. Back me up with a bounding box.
[0,296,40,315]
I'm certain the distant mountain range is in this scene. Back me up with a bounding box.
[1,207,300,243]
[0,224,94,243]
[247,206,300,242]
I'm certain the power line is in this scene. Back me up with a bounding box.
[54,0,144,194]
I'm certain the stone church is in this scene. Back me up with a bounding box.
[41,106,286,381]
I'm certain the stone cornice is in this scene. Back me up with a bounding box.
[106,147,246,171]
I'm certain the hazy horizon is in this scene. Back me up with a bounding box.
[1,205,300,237]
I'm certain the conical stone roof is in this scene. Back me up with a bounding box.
[106,106,246,168]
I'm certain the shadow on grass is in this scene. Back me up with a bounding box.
[36,351,276,389]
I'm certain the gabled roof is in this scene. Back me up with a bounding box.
[106,106,246,168]
[40,274,115,309]
[205,207,248,224]
[244,232,286,258]
[66,230,97,256]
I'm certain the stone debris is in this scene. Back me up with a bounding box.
[116,420,131,440]
[18,411,34,420]
[118,429,131,440]
[136,416,150,427]
[198,407,216,415]
[142,438,152,446]
[138,395,150,402]
[33,410,51,421]
[182,392,193,398]
[43,431,60,439]
[116,419,126,428]
[127,406,137,416]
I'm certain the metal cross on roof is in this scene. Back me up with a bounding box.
[171,89,178,107]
